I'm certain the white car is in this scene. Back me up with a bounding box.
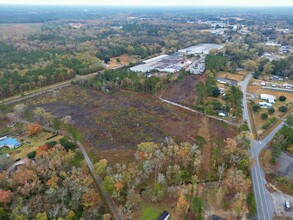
[285,200,291,211]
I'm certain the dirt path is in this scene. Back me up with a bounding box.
[198,115,212,176]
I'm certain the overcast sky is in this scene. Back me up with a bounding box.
[0,0,292,6]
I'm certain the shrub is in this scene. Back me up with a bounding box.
[247,192,257,216]
[262,117,277,129]
[279,96,286,102]
[195,135,207,147]
[211,87,220,97]
[252,104,260,112]
[279,106,288,112]
[27,151,36,159]
[59,138,78,151]
[268,107,275,114]
[261,113,268,120]
[104,57,110,64]
[46,141,58,148]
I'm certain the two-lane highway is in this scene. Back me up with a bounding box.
[239,73,285,220]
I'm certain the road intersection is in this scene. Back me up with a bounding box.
[239,73,285,220]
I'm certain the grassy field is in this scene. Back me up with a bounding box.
[24,85,237,167]
[2,130,63,160]
[247,79,293,136]
[133,201,174,220]
[0,23,42,39]
[251,99,292,136]
[106,54,138,69]
[216,71,246,82]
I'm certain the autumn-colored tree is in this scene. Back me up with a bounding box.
[65,211,76,220]
[81,191,99,208]
[9,169,40,196]
[37,144,48,156]
[126,189,141,209]
[176,192,189,218]
[231,192,247,217]
[94,159,108,176]
[46,176,59,189]
[27,123,42,136]
[223,168,251,194]
[36,212,48,220]
[0,189,14,204]
[102,213,112,220]
[115,181,124,193]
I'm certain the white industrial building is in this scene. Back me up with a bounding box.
[178,43,224,55]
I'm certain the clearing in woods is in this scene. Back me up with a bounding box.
[24,85,237,168]
[161,75,200,108]
[0,23,42,38]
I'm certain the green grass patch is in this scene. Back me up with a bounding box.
[140,206,161,220]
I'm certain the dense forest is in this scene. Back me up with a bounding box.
[0,142,109,219]
[94,132,254,219]
[0,17,218,99]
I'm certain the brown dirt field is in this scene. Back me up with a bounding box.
[198,115,212,175]
[161,75,200,108]
[25,85,237,164]
[247,85,260,94]
[106,54,138,69]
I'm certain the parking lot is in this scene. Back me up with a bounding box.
[272,192,293,217]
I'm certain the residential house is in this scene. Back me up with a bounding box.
[259,102,272,108]
[0,137,21,149]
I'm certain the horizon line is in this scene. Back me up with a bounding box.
[1,3,293,7]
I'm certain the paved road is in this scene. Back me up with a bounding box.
[76,141,123,220]
[0,71,100,106]
[159,98,239,126]
[239,73,285,220]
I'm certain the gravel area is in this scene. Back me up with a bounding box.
[276,153,293,179]
[272,192,293,217]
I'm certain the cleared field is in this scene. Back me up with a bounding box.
[247,85,260,94]
[0,23,42,38]
[106,54,138,69]
[161,75,200,108]
[25,85,237,165]
[215,71,245,82]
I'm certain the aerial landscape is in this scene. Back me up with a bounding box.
[0,0,292,220]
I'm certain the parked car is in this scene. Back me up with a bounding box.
[285,200,291,211]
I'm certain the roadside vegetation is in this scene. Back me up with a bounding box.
[93,131,253,219]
